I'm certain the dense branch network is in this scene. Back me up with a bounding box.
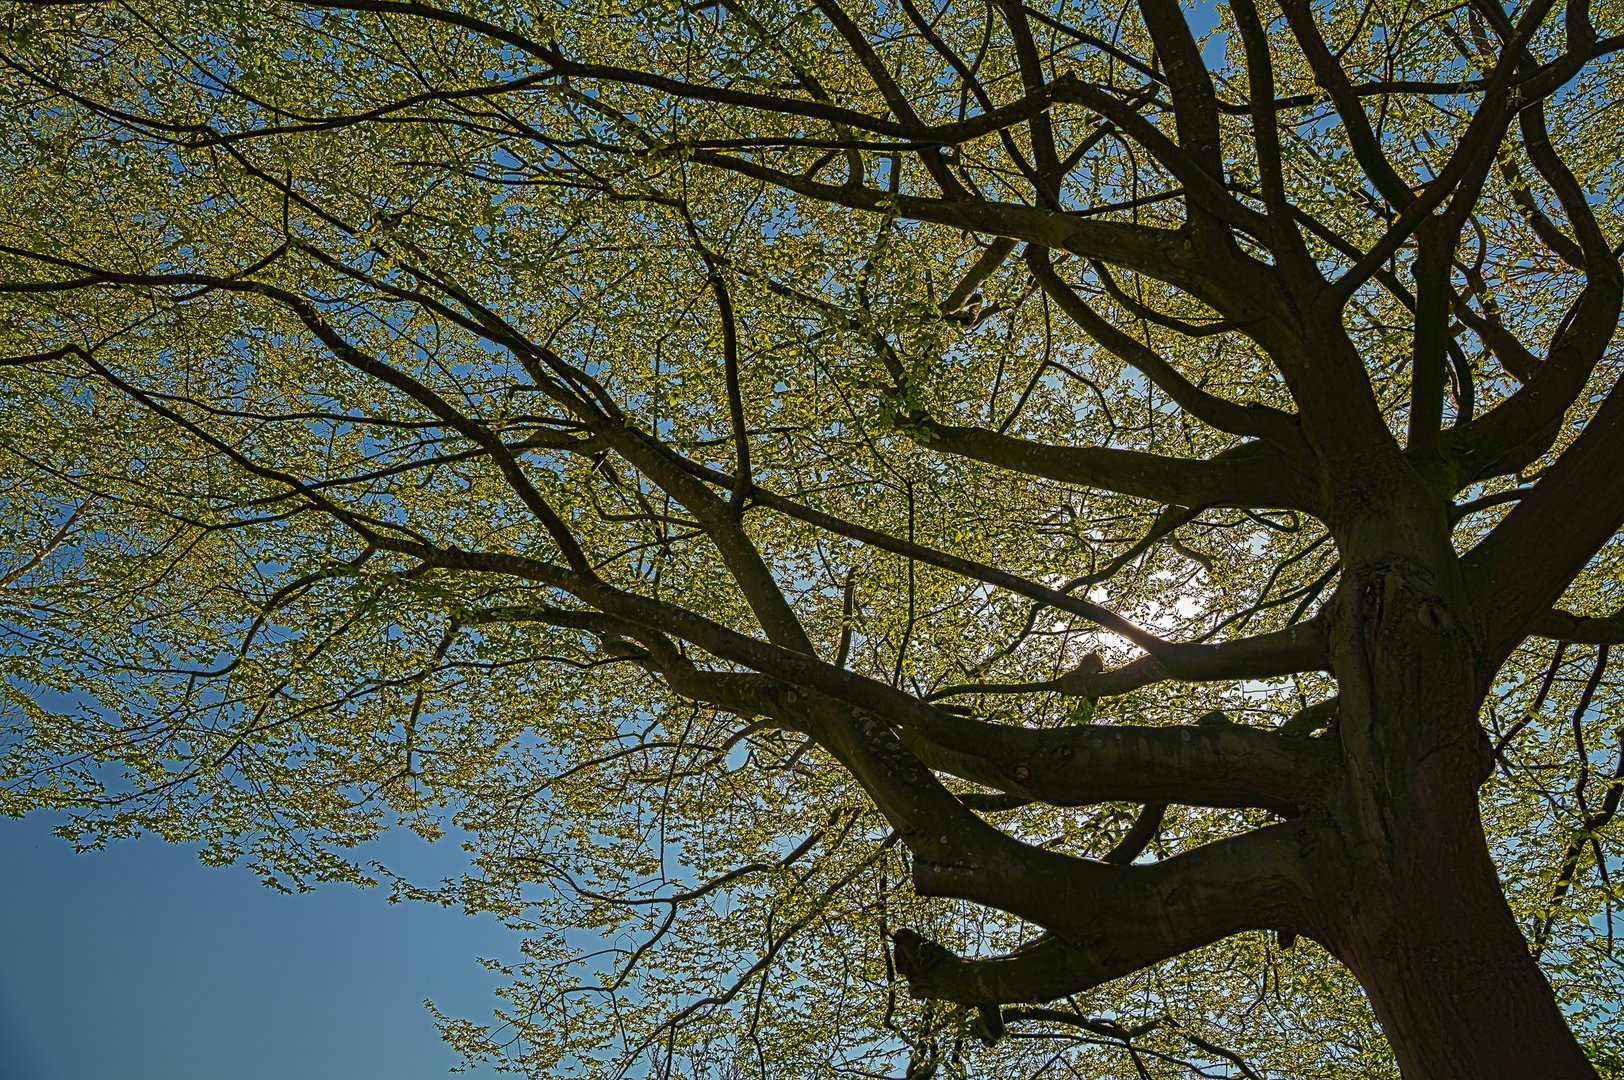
[2,0,1623,1074]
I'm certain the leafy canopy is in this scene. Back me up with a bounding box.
[2,0,1624,1076]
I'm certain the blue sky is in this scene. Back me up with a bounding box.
[0,813,517,1080]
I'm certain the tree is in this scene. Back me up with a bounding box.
[2,0,1623,1074]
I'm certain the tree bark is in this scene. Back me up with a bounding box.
[1314,551,1602,1079]
[1328,818,1600,1080]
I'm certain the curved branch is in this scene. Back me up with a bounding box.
[686,149,1268,319]
[1102,802,1167,865]
[651,450,1195,656]
[893,820,1322,1006]
[1466,378,1624,664]
[912,418,1309,510]
[451,567,1331,814]
[1059,620,1328,696]
[900,706,1336,814]
[1026,247,1302,443]
[1136,0,1223,181]
[933,619,1328,702]
[1530,608,1624,645]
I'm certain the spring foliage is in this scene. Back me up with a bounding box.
[3,0,1624,1075]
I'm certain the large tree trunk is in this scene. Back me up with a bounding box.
[1316,560,1601,1079]
[1326,797,1599,1079]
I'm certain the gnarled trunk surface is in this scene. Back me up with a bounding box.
[1310,550,1600,1079]
[1332,820,1599,1080]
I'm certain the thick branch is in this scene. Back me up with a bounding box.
[933,620,1328,701]
[894,821,1319,1005]
[913,418,1308,509]
[1058,620,1328,696]
[1449,266,1623,481]
[1229,0,1314,274]
[1466,378,1624,665]
[641,438,1191,656]
[1026,247,1302,443]
[1276,0,1412,208]
[899,707,1336,814]
[1530,608,1624,645]
[686,149,1273,322]
[1136,0,1223,179]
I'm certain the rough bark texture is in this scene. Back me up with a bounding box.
[1307,479,1602,1079]
[1331,818,1599,1080]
